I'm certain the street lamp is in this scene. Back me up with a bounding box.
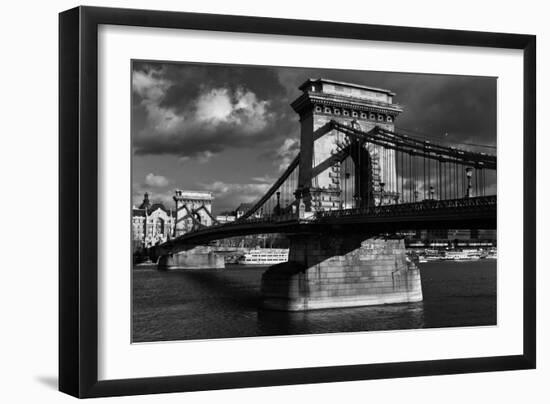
[344,172,350,209]
[379,182,385,206]
[429,186,435,200]
[394,192,400,205]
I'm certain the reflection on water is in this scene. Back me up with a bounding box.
[256,302,425,337]
[132,261,496,342]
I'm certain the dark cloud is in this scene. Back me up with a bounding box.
[275,67,496,148]
[132,61,302,160]
[134,124,287,158]
[132,62,495,158]
[156,63,288,112]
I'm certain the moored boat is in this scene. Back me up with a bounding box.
[237,248,289,265]
[443,249,481,261]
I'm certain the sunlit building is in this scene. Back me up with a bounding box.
[215,213,237,224]
[132,192,176,250]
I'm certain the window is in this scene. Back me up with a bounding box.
[387,116,393,122]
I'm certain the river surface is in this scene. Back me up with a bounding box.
[132,260,496,342]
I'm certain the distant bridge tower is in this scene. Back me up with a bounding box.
[291,78,403,211]
[173,190,214,236]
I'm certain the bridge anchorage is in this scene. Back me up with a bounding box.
[153,78,496,311]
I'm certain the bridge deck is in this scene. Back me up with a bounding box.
[153,196,496,255]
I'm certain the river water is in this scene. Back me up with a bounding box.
[132,260,496,342]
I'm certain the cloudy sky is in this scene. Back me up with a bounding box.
[132,60,496,214]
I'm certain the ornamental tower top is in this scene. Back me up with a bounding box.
[291,78,402,120]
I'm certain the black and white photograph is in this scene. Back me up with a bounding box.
[131,61,497,343]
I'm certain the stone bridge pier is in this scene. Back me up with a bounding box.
[157,246,224,270]
[261,234,422,311]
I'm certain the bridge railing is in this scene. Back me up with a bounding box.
[156,196,497,253]
[187,196,496,234]
[315,196,496,219]
[180,212,300,235]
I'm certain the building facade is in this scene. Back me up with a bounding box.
[132,193,176,250]
[402,228,497,248]
[235,203,254,219]
[215,213,236,224]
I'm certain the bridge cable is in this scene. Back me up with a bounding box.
[394,126,497,150]
[444,161,447,200]
[477,168,480,197]
[409,154,414,202]
[454,163,458,199]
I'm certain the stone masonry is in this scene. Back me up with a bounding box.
[157,246,224,270]
[261,235,422,311]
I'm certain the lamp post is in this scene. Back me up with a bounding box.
[344,172,350,209]
[429,186,435,200]
[379,182,385,206]
[465,167,473,198]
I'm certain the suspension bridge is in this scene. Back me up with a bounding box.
[151,78,496,311]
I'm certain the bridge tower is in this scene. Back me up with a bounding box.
[261,79,421,311]
[157,190,223,270]
[173,190,214,237]
[291,78,403,211]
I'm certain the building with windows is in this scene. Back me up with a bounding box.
[215,213,236,224]
[402,228,497,248]
[235,203,254,219]
[132,193,176,251]
[234,202,267,219]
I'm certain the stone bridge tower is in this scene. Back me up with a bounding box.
[260,79,421,311]
[291,78,403,212]
[173,190,214,236]
[156,190,223,271]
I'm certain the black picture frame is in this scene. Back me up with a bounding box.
[59,6,536,398]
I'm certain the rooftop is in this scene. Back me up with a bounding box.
[133,204,176,217]
[236,202,254,212]
[298,78,396,97]
[174,189,214,200]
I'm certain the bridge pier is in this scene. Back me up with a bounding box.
[157,246,225,270]
[261,234,422,311]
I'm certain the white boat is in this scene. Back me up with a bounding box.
[443,250,481,261]
[238,248,289,265]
